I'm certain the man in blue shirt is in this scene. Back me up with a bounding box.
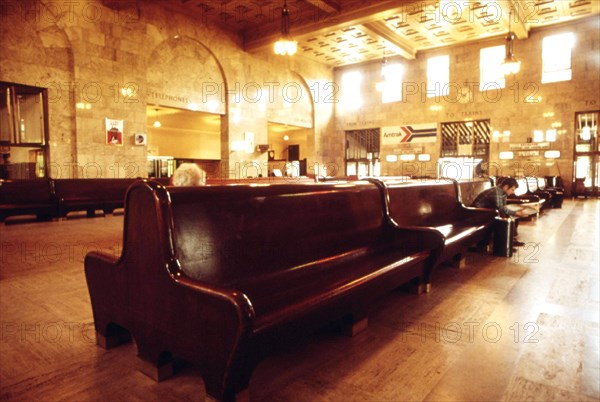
[472,177,526,246]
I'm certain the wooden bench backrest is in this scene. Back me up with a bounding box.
[457,179,492,206]
[206,177,315,186]
[0,179,55,204]
[526,177,540,192]
[53,178,137,201]
[382,180,461,227]
[514,178,529,196]
[145,181,387,286]
[537,177,547,190]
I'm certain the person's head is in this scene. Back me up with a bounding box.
[498,177,518,196]
[172,163,206,186]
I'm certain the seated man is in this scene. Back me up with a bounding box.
[471,177,527,247]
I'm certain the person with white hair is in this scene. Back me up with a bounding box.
[171,163,206,186]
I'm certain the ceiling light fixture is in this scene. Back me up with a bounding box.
[153,108,161,128]
[274,0,297,56]
[502,10,521,75]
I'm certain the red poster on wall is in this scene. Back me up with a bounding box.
[105,118,123,145]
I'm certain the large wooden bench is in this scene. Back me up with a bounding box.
[0,179,58,222]
[84,179,443,401]
[53,178,137,217]
[372,178,497,270]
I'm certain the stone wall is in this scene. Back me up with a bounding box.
[0,0,334,179]
[334,16,600,193]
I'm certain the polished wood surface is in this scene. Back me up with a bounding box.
[85,180,438,400]
[1,178,141,221]
[1,199,598,401]
[374,179,497,270]
[0,179,58,221]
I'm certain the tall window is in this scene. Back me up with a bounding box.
[427,55,449,97]
[479,45,505,91]
[542,32,575,84]
[380,63,403,103]
[341,71,362,111]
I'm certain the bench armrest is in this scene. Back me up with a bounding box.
[458,205,499,219]
[463,206,498,214]
[171,266,256,327]
[388,225,445,252]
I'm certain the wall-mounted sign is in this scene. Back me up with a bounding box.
[393,145,423,154]
[509,142,550,150]
[518,151,540,157]
[105,118,123,146]
[381,124,437,145]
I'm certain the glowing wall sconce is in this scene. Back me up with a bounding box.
[386,155,398,162]
[418,154,431,161]
[499,151,514,160]
[544,150,560,159]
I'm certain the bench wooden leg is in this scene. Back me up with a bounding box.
[204,388,249,402]
[96,329,131,349]
[409,279,424,295]
[342,315,369,337]
[452,254,466,269]
[137,356,173,382]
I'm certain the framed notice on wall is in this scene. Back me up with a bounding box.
[105,118,123,145]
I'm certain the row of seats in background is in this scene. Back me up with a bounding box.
[0,178,168,222]
[0,175,565,223]
[0,176,314,222]
[497,176,564,210]
[0,175,391,223]
[458,176,564,214]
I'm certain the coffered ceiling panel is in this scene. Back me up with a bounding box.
[141,0,600,67]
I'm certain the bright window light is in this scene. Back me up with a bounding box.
[544,150,560,159]
[499,151,514,160]
[381,63,403,103]
[546,129,557,142]
[533,130,545,142]
[386,154,398,162]
[341,71,363,111]
[418,154,431,161]
[542,32,574,84]
[480,45,506,91]
[400,154,415,161]
[427,55,450,97]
